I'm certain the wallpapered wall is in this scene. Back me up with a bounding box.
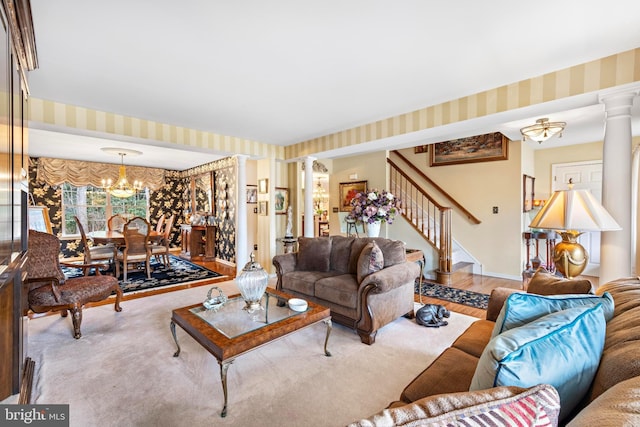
[29,157,237,264]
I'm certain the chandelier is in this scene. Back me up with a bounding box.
[101,151,143,198]
[520,118,566,143]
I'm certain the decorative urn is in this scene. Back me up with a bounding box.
[236,253,269,313]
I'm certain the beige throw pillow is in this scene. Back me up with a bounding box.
[527,267,593,295]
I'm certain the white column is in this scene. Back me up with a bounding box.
[236,155,248,276]
[599,92,637,283]
[304,157,316,237]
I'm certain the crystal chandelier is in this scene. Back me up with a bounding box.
[520,118,566,143]
[101,152,143,198]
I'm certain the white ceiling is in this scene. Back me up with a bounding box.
[27,0,640,170]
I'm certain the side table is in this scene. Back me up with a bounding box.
[279,237,298,254]
[406,249,425,304]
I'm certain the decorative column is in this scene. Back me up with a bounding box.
[235,155,248,276]
[304,156,315,237]
[599,91,638,283]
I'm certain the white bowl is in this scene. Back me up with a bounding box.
[288,298,308,312]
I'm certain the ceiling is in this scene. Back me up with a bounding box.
[27,0,640,170]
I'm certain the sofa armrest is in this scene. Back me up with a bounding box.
[485,287,521,322]
[360,261,420,294]
[272,253,297,277]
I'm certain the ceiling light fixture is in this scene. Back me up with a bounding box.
[520,118,566,143]
[101,149,143,198]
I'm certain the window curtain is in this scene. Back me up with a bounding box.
[36,157,166,191]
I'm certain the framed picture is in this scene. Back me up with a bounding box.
[339,180,367,212]
[429,132,509,167]
[414,145,429,154]
[28,206,53,234]
[246,186,257,203]
[258,178,268,194]
[274,187,289,214]
[523,174,535,213]
[258,201,268,216]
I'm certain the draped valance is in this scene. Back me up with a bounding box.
[36,157,166,191]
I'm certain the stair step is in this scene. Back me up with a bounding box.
[435,261,474,286]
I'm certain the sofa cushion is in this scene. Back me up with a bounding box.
[329,235,354,273]
[315,273,359,308]
[400,347,480,403]
[451,319,495,359]
[526,267,594,295]
[280,271,338,296]
[372,238,406,267]
[567,376,640,426]
[356,241,384,283]
[471,304,607,421]
[348,238,373,274]
[350,384,560,427]
[491,291,615,338]
[296,236,331,271]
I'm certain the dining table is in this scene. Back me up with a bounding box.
[89,230,163,246]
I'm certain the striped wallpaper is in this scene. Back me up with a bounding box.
[28,48,640,162]
[28,98,285,160]
[285,48,640,159]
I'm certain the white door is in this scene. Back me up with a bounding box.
[552,161,603,276]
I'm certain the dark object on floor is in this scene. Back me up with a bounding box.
[415,304,450,327]
[415,281,489,310]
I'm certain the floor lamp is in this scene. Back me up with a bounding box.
[528,185,621,278]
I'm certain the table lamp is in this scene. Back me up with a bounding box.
[528,183,621,278]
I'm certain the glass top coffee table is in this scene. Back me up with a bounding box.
[170,287,332,417]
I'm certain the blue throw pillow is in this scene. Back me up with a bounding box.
[470,304,607,421]
[491,291,614,338]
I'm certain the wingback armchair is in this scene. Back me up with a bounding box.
[26,230,123,339]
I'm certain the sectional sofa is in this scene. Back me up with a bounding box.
[350,271,640,426]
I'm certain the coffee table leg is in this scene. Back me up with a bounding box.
[219,360,233,417]
[170,321,181,357]
[323,318,332,357]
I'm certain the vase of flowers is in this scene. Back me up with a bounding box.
[348,189,401,237]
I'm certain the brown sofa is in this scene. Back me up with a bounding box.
[272,236,420,344]
[350,273,640,426]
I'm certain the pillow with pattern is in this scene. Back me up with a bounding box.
[356,241,384,283]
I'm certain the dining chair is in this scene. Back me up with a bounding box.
[107,214,127,232]
[116,217,152,282]
[150,214,175,267]
[74,216,116,276]
[25,229,123,339]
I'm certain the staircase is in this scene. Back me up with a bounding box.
[388,153,481,286]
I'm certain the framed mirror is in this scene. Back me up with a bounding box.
[193,172,213,214]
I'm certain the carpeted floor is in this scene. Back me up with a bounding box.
[28,281,477,427]
[415,281,489,310]
[62,255,224,294]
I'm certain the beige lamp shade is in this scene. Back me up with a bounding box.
[529,189,621,232]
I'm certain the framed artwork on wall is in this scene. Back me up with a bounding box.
[28,206,53,234]
[246,186,258,203]
[429,132,509,167]
[274,187,289,214]
[258,178,268,194]
[339,180,367,212]
[258,201,268,216]
[523,174,535,212]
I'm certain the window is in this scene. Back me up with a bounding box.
[61,183,148,236]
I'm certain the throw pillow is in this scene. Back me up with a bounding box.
[356,241,384,283]
[471,304,607,421]
[491,291,614,338]
[348,384,560,427]
[296,237,331,272]
[526,267,594,295]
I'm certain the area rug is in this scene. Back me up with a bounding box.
[415,281,489,310]
[62,255,224,294]
[27,281,477,427]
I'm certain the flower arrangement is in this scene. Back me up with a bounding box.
[348,189,401,224]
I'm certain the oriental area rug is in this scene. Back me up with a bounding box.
[415,281,489,310]
[26,282,477,426]
[62,255,224,294]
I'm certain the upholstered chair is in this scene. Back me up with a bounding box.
[107,214,127,232]
[150,214,174,267]
[26,229,123,339]
[74,216,116,276]
[116,217,152,282]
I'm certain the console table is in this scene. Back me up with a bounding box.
[180,224,216,261]
[522,230,558,287]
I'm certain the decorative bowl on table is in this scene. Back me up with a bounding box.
[288,298,308,312]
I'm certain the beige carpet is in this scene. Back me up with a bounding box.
[28,280,477,427]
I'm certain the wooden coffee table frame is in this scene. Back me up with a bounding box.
[170,287,332,417]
